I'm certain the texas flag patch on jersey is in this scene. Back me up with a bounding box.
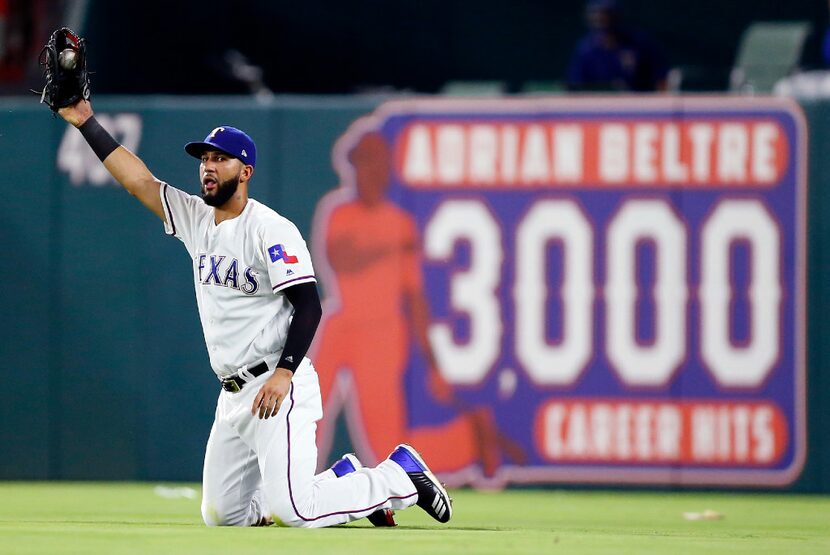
[268,244,299,264]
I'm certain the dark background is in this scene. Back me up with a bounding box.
[80,0,830,93]
[2,0,828,94]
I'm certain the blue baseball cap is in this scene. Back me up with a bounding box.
[185,126,257,167]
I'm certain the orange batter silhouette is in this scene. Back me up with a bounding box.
[312,132,521,478]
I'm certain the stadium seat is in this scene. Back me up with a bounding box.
[730,21,812,94]
[441,80,507,96]
[520,80,566,95]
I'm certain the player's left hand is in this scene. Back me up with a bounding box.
[252,368,293,419]
[37,27,91,113]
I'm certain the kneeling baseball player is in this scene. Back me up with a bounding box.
[40,28,452,528]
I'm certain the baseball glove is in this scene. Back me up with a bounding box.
[36,27,90,112]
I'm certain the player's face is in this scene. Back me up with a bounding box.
[200,150,244,207]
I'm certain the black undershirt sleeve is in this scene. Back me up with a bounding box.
[277,282,323,373]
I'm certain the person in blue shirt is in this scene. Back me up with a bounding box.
[823,0,830,66]
[567,0,670,92]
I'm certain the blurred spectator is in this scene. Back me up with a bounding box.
[823,0,830,66]
[0,0,6,60]
[0,0,63,89]
[566,0,669,92]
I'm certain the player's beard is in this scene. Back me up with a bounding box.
[201,173,240,207]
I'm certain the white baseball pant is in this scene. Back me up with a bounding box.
[200,358,418,527]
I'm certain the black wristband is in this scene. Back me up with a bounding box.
[78,116,120,162]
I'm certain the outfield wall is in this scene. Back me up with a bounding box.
[0,95,827,492]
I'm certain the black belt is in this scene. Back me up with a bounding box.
[221,361,269,393]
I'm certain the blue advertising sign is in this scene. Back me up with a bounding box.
[311,97,807,487]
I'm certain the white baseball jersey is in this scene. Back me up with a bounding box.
[159,182,316,378]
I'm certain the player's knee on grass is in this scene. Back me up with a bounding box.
[267,494,328,528]
[268,500,307,528]
[201,498,257,527]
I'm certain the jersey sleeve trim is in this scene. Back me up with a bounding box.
[271,275,317,292]
[161,183,177,237]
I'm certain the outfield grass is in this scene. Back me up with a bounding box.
[0,483,828,554]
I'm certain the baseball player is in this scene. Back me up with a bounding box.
[54,98,453,528]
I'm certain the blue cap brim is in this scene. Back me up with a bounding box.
[184,140,238,161]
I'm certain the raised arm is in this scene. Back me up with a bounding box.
[58,100,165,220]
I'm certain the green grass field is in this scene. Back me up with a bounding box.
[0,483,828,554]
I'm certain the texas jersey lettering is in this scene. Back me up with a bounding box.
[197,254,260,294]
